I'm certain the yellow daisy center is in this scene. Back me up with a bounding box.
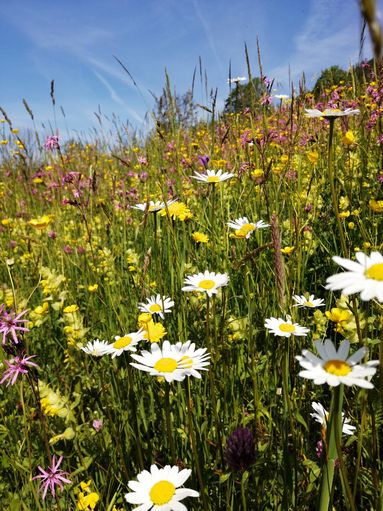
[149,480,176,505]
[207,176,220,183]
[149,303,162,312]
[198,279,215,290]
[323,359,351,376]
[242,223,255,232]
[113,336,132,349]
[154,357,178,373]
[279,323,296,333]
[305,301,314,307]
[365,263,383,281]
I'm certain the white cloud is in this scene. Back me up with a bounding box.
[92,70,144,123]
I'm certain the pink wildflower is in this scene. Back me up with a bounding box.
[0,354,38,386]
[44,135,60,151]
[92,418,103,432]
[33,455,71,499]
[0,306,29,346]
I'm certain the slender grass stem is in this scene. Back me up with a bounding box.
[164,382,176,463]
[327,119,348,257]
[185,378,209,511]
[316,385,344,511]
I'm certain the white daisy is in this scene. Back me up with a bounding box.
[227,217,270,239]
[125,464,199,510]
[182,270,229,297]
[292,294,325,308]
[171,340,210,378]
[311,401,356,436]
[264,316,310,338]
[81,339,111,357]
[274,94,290,100]
[325,251,383,302]
[133,200,177,213]
[305,108,359,119]
[296,338,379,388]
[106,330,145,359]
[192,169,234,184]
[130,340,210,382]
[138,295,175,320]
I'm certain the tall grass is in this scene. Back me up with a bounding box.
[0,58,382,510]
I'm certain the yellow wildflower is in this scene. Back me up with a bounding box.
[325,307,351,333]
[142,320,167,343]
[28,215,52,230]
[64,304,79,314]
[87,284,98,292]
[369,199,383,213]
[159,201,193,221]
[138,313,152,327]
[342,130,357,146]
[281,246,295,255]
[251,168,264,179]
[77,492,100,510]
[192,231,209,244]
[34,302,49,315]
[307,151,319,164]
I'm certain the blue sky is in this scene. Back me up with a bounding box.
[0,0,378,139]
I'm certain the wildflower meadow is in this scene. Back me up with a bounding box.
[0,53,383,510]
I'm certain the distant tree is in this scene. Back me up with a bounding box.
[223,77,266,114]
[312,66,351,98]
[153,88,197,133]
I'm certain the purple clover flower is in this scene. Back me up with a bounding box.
[0,306,29,346]
[224,427,256,472]
[32,455,71,499]
[0,354,38,386]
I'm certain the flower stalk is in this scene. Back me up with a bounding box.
[317,384,344,511]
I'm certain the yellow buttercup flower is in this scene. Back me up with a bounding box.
[281,246,295,255]
[64,304,79,313]
[369,199,383,213]
[28,215,52,230]
[342,130,357,146]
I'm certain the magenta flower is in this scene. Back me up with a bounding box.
[32,455,71,499]
[0,306,29,346]
[0,354,38,386]
[44,135,60,151]
[92,418,103,432]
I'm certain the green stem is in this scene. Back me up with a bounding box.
[327,119,348,257]
[241,471,248,511]
[165,383,176,463]
[334,403,356,511]
[185,379,209,511]
[206,295,224,465]
[127,365,144,470]
[316,385,344,511]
